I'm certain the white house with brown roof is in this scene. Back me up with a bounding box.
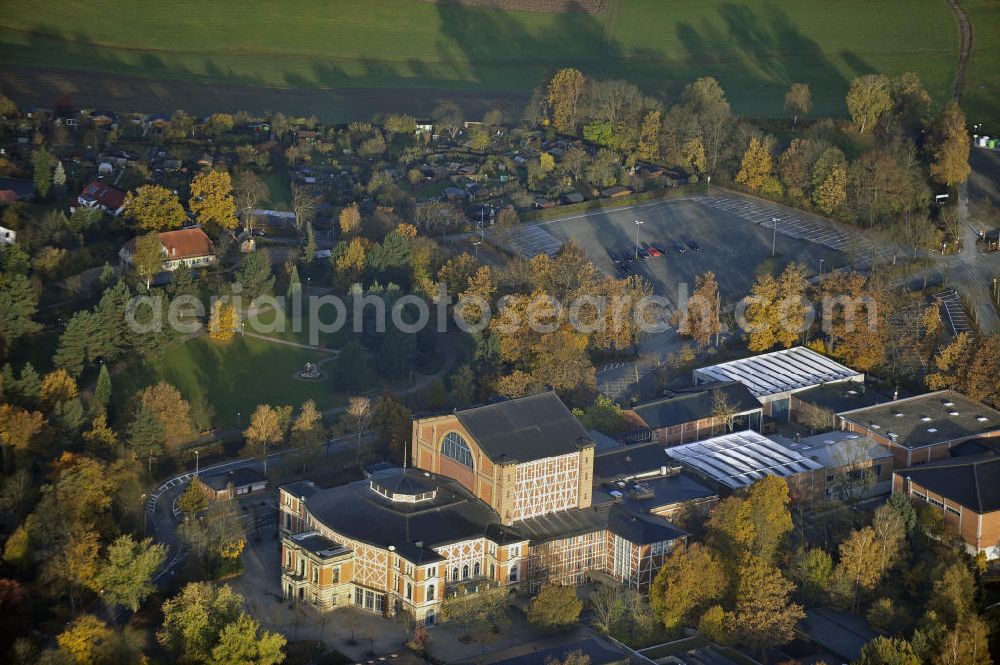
[119,227,216,273]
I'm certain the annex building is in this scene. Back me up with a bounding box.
[278,392,697,625]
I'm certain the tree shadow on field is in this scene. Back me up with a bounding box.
[676,3,853,115]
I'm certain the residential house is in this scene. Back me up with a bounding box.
[838,390,1000,468]
[78,180,127,216]
[119,227,216,273]
[0,177,35,203]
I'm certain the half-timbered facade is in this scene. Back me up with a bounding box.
[279,392,696,624]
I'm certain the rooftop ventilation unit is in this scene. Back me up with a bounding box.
[926,428,938,433]
[977,416,989,422]
[948,410,960,416]
[920,416,932,422]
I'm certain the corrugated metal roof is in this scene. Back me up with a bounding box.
[665,431,823,489]
[693,347,862,398]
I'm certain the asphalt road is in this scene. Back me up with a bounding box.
[146,431,374,584]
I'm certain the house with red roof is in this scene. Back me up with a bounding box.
[78,180,127,216]
[120,227,216,274]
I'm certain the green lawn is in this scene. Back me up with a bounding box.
[114,335,348,427]
[963,0,1000,130]
[0,0,961,118]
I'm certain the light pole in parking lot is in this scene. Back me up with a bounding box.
[819,259,824,280]
[634,219,644,259]
[771,217,778,256]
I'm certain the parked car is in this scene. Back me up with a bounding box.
[608,250,621,264]
[687,240,702,251]
[651,242,669,254]
[636,246,649,259]
[644,242,661,257]
[674,243,687,253]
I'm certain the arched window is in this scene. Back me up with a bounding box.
[474,562,481,577]
[406,583,412,600]
[427,585,435,601]
[490,563,495,579]
[452,567,459,582]
[442,432,474,469]
[462,564,469,580]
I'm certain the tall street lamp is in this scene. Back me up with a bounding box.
[771,217,778,257]
[819,259,824,280]
[634,219,644,259]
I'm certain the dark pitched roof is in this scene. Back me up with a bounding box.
[901,453,1000,513]
[201,467,267,492]
[630,381,761,431]
[455,392,593,463]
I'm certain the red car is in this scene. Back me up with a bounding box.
[644,243,661,257]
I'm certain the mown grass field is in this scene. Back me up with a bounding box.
[114,335,346,427]
[0,0,962,119]
[963,0,1000,131]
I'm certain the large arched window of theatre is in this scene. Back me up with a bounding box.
[441,431,474,469]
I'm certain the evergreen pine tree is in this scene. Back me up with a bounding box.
[287,264,301,297]
[128,406,165,471]
[302,223,317,265]
[53,161,67,194]
[94,363,112,411]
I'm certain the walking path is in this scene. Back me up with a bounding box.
[945,0,973,101]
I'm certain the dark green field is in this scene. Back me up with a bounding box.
[0,0,967,121]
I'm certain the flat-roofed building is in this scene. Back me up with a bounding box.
[692,347,863,423]
[838,390,1000,468]
[663,430,824,493]
[894,452,1000,559]
[775,431,894,503]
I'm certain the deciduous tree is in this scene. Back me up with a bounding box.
[677,271,721,348]
[208,301,238,342]
[95,534,167,611]
[132,232,163,290]
[726,556,804,657]
[736,136,775,193]
[784,83,812,125]
[929,101,971,187]
[547,68,588,133]
[158,582,244,663]
[209,613,286,665]
[528,583,582,630]
[847,74,893,133]
[123,185,187,232]
[649,543,727,631]
[190,170,238,233]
